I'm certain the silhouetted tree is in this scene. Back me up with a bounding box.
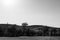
[21,22,28,35]
[22,22,28,26]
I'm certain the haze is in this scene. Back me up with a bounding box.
[0,0,60,28]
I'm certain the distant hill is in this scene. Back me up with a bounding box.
[0,24,59,29]
[0,24,60,37]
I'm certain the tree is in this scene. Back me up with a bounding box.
[22,22,28,26]
[21,22,28,35]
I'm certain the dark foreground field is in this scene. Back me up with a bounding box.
[0,36,60,40]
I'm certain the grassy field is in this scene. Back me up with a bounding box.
[0,36,60,40]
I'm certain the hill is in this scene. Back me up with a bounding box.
[0,24,60,37]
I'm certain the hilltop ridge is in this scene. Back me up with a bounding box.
[0,23,60,37]
[0,23,59,28]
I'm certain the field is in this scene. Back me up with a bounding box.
[0,36,60,40]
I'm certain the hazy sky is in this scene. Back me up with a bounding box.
[0,0,60,28]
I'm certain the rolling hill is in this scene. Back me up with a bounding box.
[0,24,60,37]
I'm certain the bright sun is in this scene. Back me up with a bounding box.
[2,0,16,6]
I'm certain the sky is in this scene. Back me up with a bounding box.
[0,0,60,28]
